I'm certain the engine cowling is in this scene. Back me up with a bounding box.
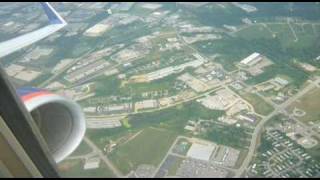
[17,87,86,163]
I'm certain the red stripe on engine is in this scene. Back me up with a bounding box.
[21,91,52,102]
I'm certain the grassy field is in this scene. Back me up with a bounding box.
[69,140,92,157]
[315,24,320,35]
[238,22,320,50]
[240,92,274,116]
[86,101,224,152]
[94,75,124,97]
[267,23,296,48]
[130,3,155,17]
[122,76,174,95]
[245,64,309,88]
[305,140,320,162]
[109,127,177,174]
[287,87,320,123]
[86,127,137,150]
[236,24,273,40]
[58,159,115,178]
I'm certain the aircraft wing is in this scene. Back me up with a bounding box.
[0,2,67,59]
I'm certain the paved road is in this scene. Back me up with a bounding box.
[83,137,123,177]
[234,79,320,177]
[87,85,225,119]
[287,18,298,42]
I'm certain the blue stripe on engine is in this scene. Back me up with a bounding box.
[16,87,42,97]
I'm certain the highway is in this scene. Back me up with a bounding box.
[87,85,225,119]
[234,78,320,177]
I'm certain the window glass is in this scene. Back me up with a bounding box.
[1,2,320,178]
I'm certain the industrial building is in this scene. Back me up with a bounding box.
[5,64,42,82]
[83,157,101,170]
[86,118,122,129]
[135,99,158,111]
[130,59,205,83]
[186,143,216,161]
[84,21,112,37]
[92,103,133,115]
[65,60,111,83]
[177,73,209,93]
[240,52,262,66]
[273,77,289,86]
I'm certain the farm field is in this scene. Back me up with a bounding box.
[58,159,115,178]
[287,87,320,123]
[109,127,177,174]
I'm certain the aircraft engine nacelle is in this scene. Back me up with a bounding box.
[17,87,86,163]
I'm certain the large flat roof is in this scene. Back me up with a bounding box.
[186,143,215,161]
[240,52,261,65]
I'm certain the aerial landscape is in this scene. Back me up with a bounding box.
[1,2,320,178]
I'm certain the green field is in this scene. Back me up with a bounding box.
[86,127,134,150]
[130,4,155,17]
[58,159,115,178]
[123,76,174,96]
[109,127,177,174]
[237,23,320,67]
[302,24,315,35]
[184,3,246,27]
[240,92,274,116]
[287,87,320,123]
[94,75,124,97]
[69,140,92,157]
[267,23,296,48]
[306,140,320,162]
[236,24,273,40]
[86,101,225,151]
[245,64,309,88]
[194,21,319,79]
[94,68,183,99]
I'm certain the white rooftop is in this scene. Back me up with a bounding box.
[186,143,215,161]
[5,64,25,76]
[84,157,101,170]
[240,52,261,65]
[184,125,196,131]
[274,77,289,86]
